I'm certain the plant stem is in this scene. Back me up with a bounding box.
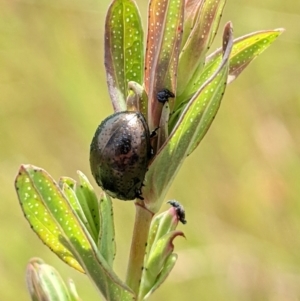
[126,201,153,296]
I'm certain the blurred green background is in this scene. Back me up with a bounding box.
[1,0,300,300]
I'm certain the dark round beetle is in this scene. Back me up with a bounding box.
[90,111,151,200]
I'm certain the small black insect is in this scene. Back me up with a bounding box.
[157,89,175,104]
[90,111,151,201]
[168,200,187,224]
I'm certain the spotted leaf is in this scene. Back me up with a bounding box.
[144,0,184,130]
[105,0,144,112]
[15,165,135,301]
[60,182,92,244]
[177,0,225,98]
[176,28,284,118]
[15,166,84,273]
[138,231,183,300]
[207,28,285,84]
[98,192,116,268]
[74,171,100,242]
[143,22,233,213]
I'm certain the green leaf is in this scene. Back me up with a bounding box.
[144,214,164,264]
[145,206,179,264]
[177,0,226,97]
[16,167,84,273]
[168,40,223,131]
[60,182,93,242]
[157,102,170,150]
[139,206,183,299]
[60,173,101,246]
[58,176,76,190]
[143,254,177,300]
[105,0,144,112]
[180,0,205,47]
[98,192,116,267]
[138,231,183,300]
[74,171,100,242]
[15,165,135,301]
[143,22,233,213]
[207,28,285,84]
[144,0,184,130]
[180,28,284,108]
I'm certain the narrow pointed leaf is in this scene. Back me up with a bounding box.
[143,254,177,300]
[139,231,183,300]
[105,0,144,112]
[98,192,116,267]
[144,212,165,265]
[75,171,100,242]
[15,165,135,301]
[146,231,183,277]
[177,0,226,97]
[145,207,178,264]
[182,28,284,104]
[157,102,170,147]
[143,22,233,212]
[186,28,232,155]
[61,183,93,242]
[207,28,284,84]
[144,0,184,129]
[180,0,204,47]
[168,38,223,130]
[60,173,100,245]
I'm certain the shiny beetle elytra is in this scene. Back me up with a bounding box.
[90,111,151,201]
